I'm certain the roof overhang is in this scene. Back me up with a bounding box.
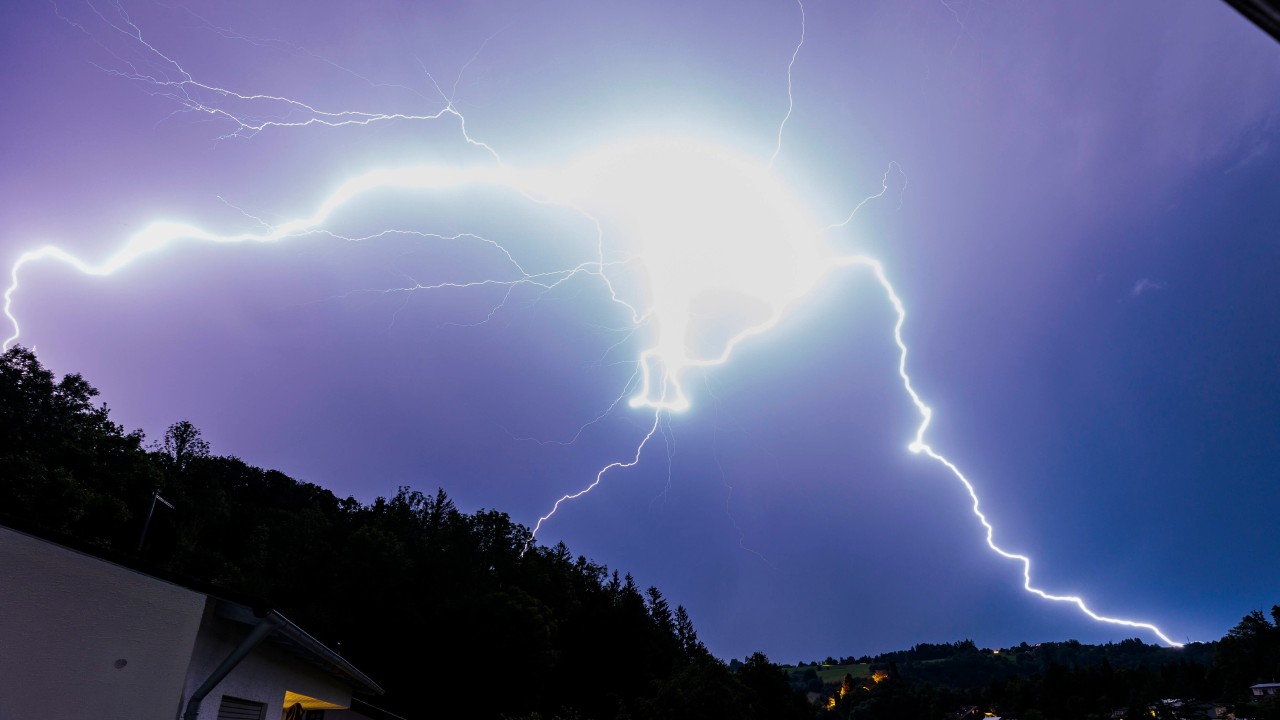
[1222,0,1280,41]
[216,600,385,696]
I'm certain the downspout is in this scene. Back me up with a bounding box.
[182,611,283,720]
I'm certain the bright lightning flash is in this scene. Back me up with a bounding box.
[1,133,1184,648]
[527,141,1184,648]
[4,1,1184,650]
[2,132,1180,647]
[551,138,826,413]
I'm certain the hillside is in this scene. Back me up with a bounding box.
[0,345,811,720]
[3,344,1278,720]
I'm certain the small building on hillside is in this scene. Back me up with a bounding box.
[1253,682,1280,697]
[0,522,382,719]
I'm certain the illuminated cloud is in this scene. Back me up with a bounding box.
[12,0,1272,657]
[1131,278,1165,297]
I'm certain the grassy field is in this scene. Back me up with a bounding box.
[784,663,872,684]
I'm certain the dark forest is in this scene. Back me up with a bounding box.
[2,345,1277,720]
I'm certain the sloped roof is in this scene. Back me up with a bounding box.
[0,515,382,696]
[216,600,383,696]
[1222,0,1280,41]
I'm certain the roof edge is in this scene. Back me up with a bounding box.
[216,600,385,696]
[1222,0,1280,42]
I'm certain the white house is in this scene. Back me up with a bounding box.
[1252,682,1280,697]
[0,522,383,719]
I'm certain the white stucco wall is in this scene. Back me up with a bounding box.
[0,525,206,720]
[183,605,353,716]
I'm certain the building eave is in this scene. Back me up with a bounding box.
[216,601,385,696]
[1222,0,1280,42]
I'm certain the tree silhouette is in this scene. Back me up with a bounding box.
[160,419,210,471]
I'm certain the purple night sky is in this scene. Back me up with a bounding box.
[3,0,1279,662]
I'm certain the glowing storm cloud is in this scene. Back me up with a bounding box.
[1,0,1188,650]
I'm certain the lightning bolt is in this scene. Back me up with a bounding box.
[770,0,806,168]
[840,256,1183,648]
[520,238,1184,647]
[6,0,1184,649]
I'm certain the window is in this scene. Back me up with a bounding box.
[217,695,266,720]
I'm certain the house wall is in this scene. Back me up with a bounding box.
[183,605,353,717]
[0,525,206,720]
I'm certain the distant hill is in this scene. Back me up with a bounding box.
[782,634,1280,720]
[786,638,1216,692]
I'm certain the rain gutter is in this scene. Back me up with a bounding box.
[181,611,283,720]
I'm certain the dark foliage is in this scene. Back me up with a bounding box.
[6,346,1279,719]
[0,346,160,546]
[0,347,814,720]
[799,628,1280,720]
